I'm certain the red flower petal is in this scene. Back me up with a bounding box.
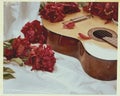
[78,33,91,40]
[63,22,75,29]
[4,48,15,60]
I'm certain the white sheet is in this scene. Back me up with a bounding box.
[3,2,117,94]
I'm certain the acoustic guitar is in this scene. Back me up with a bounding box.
[42,9,117,80]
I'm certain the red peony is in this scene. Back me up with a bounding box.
[4,36,31,60]
[90,2,105,16]
[99,3,114,21]
[4,37,56,72]
[39,2,80,23]
[40,2,65,22]
[4,20,56,72]
[61,2,80,14]
[21,20,47,44]
[12,36,31,58]
[112,2,118,21]
[25,44,56,72]
[83,2,118,23]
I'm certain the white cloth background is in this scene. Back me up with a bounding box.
[3,2,116,94]
[4,2,40,40]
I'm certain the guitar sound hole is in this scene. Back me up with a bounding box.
[88,27,117,42]
[93,30,112,39]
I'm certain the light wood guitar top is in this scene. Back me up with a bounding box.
[42,9,118,60]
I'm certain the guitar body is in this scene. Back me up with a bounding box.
[42,9,117,80]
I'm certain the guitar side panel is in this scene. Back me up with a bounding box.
[80,46,117,80]
[46,31,117,80]
[47,31,80,58]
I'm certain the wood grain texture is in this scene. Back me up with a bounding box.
[42,9,117,80]
[46,31,117,80]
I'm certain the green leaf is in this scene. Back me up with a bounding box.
[4,59,10,64]
[78,2,88,7]
[4,42,11,48]
[11,58,24,66]
[39,2,46,11]
[4,40,13,49]
[4,67,15,73]
[4,38,15,44]
[3,73,15,80]
[4,38,15,48]
[4,41,11,45]
[8,38,15,44]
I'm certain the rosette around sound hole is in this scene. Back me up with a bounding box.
[88,27,117,42]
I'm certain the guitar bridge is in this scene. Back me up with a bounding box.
[62,14,93,24]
